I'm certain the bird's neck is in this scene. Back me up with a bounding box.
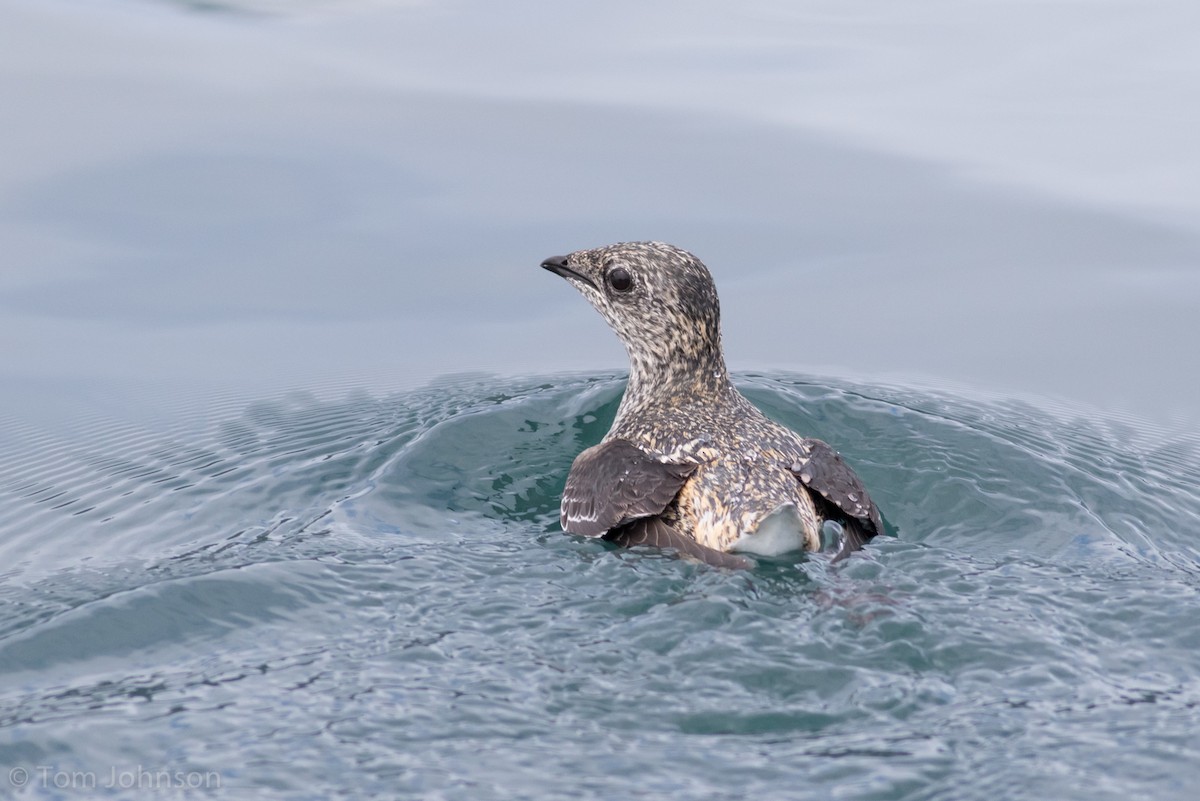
[618,337,732,419]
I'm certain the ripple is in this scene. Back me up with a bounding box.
[1,372,1198,800]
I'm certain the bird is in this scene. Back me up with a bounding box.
[542,241,883,569]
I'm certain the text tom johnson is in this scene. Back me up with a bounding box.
[21,765,221,791]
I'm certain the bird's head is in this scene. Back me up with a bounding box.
[542,241,726,387]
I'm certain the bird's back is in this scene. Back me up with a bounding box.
[612,387,822,554]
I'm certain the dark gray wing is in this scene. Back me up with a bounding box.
[607,517,754,570]
[791,439,883,542]
[561,438,696,538]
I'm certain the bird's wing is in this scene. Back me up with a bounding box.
[561,438,696,538]
[791,438,883,539]
[607,517,754,569]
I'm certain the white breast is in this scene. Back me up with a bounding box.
[729,502,809,556]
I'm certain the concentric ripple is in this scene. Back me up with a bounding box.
[0,373,1197,800]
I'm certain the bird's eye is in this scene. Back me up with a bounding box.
[607,267,633,293]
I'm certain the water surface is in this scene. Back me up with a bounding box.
[2,374,1199,799]
[2,1,1199,799]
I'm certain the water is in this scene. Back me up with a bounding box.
[1,374,1198,800]
[3,0,1200,798]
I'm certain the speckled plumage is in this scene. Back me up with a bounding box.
[543,241,882,567]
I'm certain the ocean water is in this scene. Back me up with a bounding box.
[2,373,1198,800]
[3,0,1200,799]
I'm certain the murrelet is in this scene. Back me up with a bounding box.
[542,241,882,568]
